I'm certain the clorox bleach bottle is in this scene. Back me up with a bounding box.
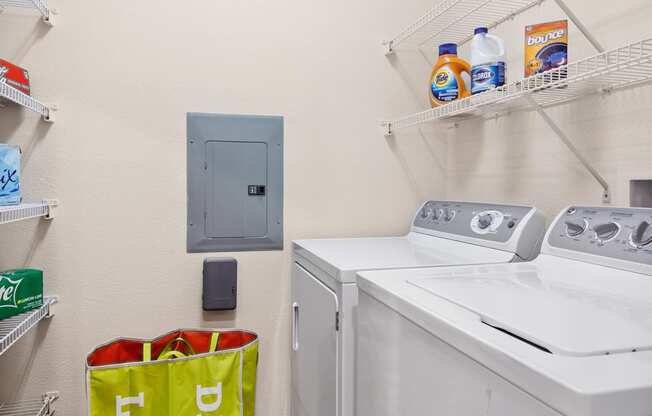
[471,27,506,95]
[429,43,471,107]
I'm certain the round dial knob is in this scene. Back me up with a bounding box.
[593,222,620,243]
[419,205,431,219]
[565,219,588,237]
[432,208,444,221]
[442,208,455,223]
[630,221,652,249]
[477,213,493,230]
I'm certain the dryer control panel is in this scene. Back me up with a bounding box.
[548,206,652,265]
[413,201,535,243]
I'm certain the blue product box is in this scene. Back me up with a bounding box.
[0,145,21,206]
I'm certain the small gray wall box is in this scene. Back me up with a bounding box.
[203,258,237,311]
[187,113,284,252]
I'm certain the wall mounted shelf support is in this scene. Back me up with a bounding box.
[0,392,58,416]
[0,0,55,26]
[0,296,57,356]
[537,0,608,201]
[524,94,610,202]
[0,200,58,225]
[553,0,603,53]
[0,80,56,122]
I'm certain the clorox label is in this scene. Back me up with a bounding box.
[471,62,505,94]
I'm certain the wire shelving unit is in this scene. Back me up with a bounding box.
[0,201,58,225]
[0,0,55,25]
[384,0,543,54]
[0,297,57,356]
[0,0,59,409]
[0,393,58,416]
[0,81,55,122]
[382,38,652,132]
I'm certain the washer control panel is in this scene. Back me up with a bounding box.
[413,201,534,243]
[548,206,652,264]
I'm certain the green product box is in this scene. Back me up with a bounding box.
[0,269,43,321]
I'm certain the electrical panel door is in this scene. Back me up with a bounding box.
[187,113,283,252]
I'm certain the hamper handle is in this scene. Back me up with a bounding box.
[142,332,220,362]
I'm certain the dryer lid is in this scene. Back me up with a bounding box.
[408,266,652,356]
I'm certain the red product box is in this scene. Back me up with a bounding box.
[0,59,31,96]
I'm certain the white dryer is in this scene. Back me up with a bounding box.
[291,200,546,416]
[356,205,652,416]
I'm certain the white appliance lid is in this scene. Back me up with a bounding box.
[409,265,652,356]
[293,233,515,283]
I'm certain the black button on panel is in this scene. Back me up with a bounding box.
[248,185,266,196]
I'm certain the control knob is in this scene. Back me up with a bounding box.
[565,219,588,237]
[477,213,493,230]
[593,222,620,243]
[432,208,443,221]
[442,208,455,223]
[630,221,652,249]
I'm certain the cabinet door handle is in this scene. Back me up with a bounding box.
[292,302,299,351]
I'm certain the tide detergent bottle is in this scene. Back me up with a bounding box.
[471,27,506,94]
[429,43,471,107]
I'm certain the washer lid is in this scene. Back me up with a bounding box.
[409,268,652,356]
[294,232,515,283]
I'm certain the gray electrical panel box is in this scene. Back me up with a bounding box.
[187,113,283,252]
[203,258,237,311]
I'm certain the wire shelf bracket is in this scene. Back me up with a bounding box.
[0,80,56,122]
[0,392,58,416]
[384,0,544,55]
[0,296,57,357]
[0,200,59,225]
[0,0,56,26]
[525,94,611,202]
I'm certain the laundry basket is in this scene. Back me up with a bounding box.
[86,329,258,416]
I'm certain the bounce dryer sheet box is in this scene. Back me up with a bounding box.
[0,145,21,206]
[0,269,43,321]
[524,20,568,79]
[0,59,31,96]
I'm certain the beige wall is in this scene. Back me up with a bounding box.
[0,0,440,415]
[1,0,651,415]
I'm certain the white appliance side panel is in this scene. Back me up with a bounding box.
[356,292,562,416]
[292,263,339,416]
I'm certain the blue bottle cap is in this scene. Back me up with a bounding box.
[474,27,488,35]
[439,43,458,56]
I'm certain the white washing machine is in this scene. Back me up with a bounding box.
[356,205,652,416]
[291,200,546,416]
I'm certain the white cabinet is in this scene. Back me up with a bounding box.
[291,263,339,416]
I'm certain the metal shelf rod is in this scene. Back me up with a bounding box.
[525,94,610,202]
[0,0,54,25]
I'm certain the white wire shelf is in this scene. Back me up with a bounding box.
[0,81,55,122]
[0,0,55,25]
[0,393,58,416]
[383,37,652,135]
[384,0,543,54]
[0,296,57,357]
[0,200,58,225]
